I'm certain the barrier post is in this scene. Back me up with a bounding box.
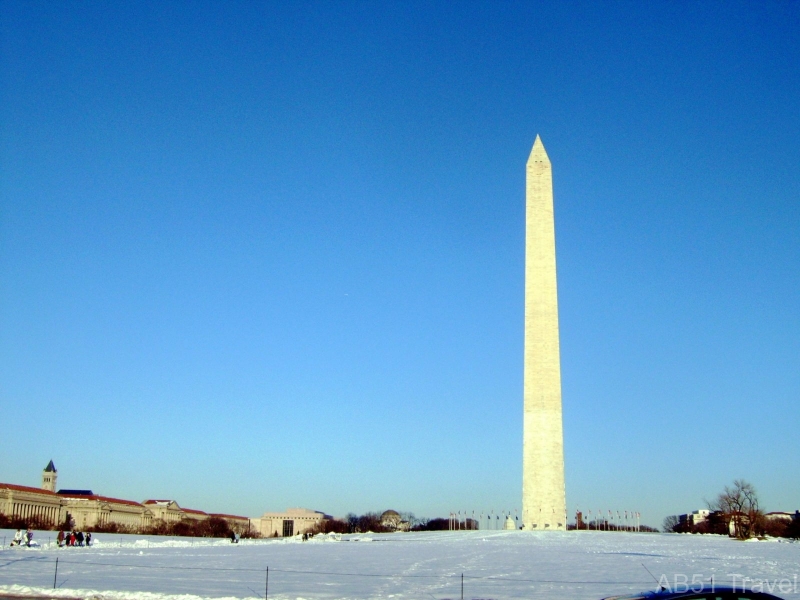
[53,557,59,589]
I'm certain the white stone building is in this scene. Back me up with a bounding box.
[143,499,186,523]
[0,483,63,526]
[1,462,250,534]
[251,508,326,537]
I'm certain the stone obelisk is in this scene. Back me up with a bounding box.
[522,135,566,531]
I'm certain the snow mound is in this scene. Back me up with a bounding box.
[0,584,255,600]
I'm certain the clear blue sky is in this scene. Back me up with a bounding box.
[1,1,798,527]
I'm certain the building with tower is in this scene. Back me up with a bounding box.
[0,462,251,533]
[522,135,567,530]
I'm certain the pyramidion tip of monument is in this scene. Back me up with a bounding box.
[528,134,550,164]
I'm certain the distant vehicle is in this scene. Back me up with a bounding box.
[602,587,784,600]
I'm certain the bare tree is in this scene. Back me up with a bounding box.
[662,515,679,533]
[345,513,359,533]
[399,511,419,529]
[710,479,763,539]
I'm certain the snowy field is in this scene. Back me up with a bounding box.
[0,529,798,600]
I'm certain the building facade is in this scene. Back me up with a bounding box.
[0,483,62,526]
[679,509,711,528]
[61,493,153,530]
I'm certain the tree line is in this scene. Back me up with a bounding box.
[310,512,459,534]
[663,479,799,540]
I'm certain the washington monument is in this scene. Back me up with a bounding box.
[522,135,566,530]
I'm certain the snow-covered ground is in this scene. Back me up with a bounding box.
[0,529,797,600]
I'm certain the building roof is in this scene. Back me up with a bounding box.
[183,508,209,516]
[209,513,249,521]
[143,499,178,505]
[0,482,58,496]
[58,489,94,496]
[44,460,57,473]
[59,492,143,507]
[0,483,140,507]
[259,508,325,518]
[764,511,794,519]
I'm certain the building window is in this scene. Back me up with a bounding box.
[283,520,294,537]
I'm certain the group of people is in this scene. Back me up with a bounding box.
[8,528,93,548]
[10,528,33,547]
[57,530,91,547]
